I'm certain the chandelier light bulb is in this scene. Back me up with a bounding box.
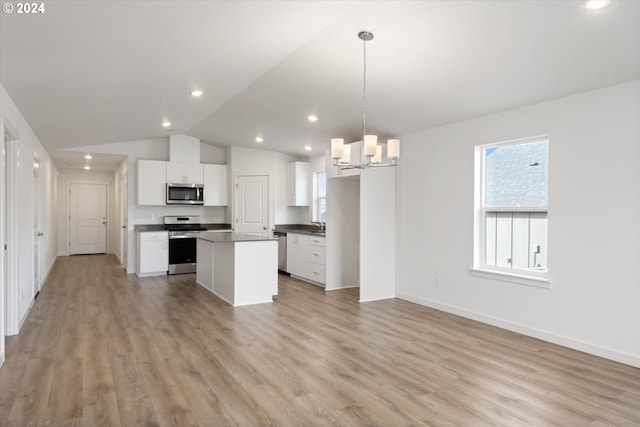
[387,139,400,160]
[331,138,344,159]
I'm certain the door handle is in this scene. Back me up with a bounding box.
[103,221,107,225]
[263,226,267,230]
[37,232,44,237]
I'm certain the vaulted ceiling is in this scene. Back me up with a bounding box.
[1,1,639,167]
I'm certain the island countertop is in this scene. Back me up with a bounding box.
[193,231,278,243]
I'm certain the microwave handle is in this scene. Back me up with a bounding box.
[198,187,203,201]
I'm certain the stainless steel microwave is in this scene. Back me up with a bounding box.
[166,183,204,205]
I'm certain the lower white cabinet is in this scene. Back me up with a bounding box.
[286,233,325,285]
[287,233,307,278]
[137,231,168,277]
[307,237,326,284]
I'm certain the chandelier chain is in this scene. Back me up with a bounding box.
[362,35,367,146]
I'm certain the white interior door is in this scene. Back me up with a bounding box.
[69,183,107,254]
[120,173,128,269]
[236,175,269,237]
[4,129,19,336]
[1,130,6,360]
[33,159,41,295]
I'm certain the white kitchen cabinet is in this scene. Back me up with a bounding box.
[287,232,325,285]
[203,164,229,206]
[286,161,310,206]
[136,231,168,277]
[307,236,326,284]
[137,159,167,205]
[287,233,308,278]
[166,162,204,184]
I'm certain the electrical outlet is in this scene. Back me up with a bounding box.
[434,278,441,288]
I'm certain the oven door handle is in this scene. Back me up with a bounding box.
[169,234,196,239]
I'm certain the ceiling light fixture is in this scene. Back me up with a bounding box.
[583,0,610,10]
[304,145,312,151]
[84,165,91,170]
[162,121,171,127]
[84,154,92,160]
[255,136,264,143]
[331,31,400,174]
[191,90,203,97]
[307,115,319,122]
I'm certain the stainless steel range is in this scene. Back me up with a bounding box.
[164,216,206,275]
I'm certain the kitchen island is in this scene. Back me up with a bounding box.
[195,231,278,306]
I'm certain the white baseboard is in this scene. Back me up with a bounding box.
[18,298,34,331]
[396,292,640,368]
[325,284,358,291]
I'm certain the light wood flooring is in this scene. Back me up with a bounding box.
[0,254,639,426]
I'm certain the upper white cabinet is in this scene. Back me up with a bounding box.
[203,164,229,206]
[166,162,204,184]
[137,159,167,205]
[286,161,310,206]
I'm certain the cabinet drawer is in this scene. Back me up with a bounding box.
[139,232,168,241]
[308,236,325,247]
[307,263,326,284]
[308,246,325,265]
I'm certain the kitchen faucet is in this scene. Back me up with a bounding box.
[311,221,325,232]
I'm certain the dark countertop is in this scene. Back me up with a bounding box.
[134,224,165,232]
[134,223,233,232]
[273,224,325,237]
[193,231,278,243]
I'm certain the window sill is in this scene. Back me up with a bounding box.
[469,268,551,289]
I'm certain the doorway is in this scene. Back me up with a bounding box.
[33,157,41,297]
[119,173,128,270]
[68,182,108,254]
[235,175,270,237]
[3,126,19,338]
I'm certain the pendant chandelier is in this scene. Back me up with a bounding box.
[331,31,400,174]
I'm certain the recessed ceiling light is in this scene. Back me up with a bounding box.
[162,121,171,127]
[304,145,312,151]
[191,90,203,97]
[583,0,610,10]
[84,165,91,170]
[255,136,264,143]
[84,154,92,160]
[307,115,319,122]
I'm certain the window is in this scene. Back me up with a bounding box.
[313,171,327,222]
[474,137,549,283]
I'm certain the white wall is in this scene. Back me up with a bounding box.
[325,176,359,291]
[396,80,640,367]
[360,166,396,302]
[228,146,310,226]
[56,169,116,256]
[0,84,58,337]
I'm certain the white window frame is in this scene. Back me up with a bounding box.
[471,136,551,288]
[312,171,326,222]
